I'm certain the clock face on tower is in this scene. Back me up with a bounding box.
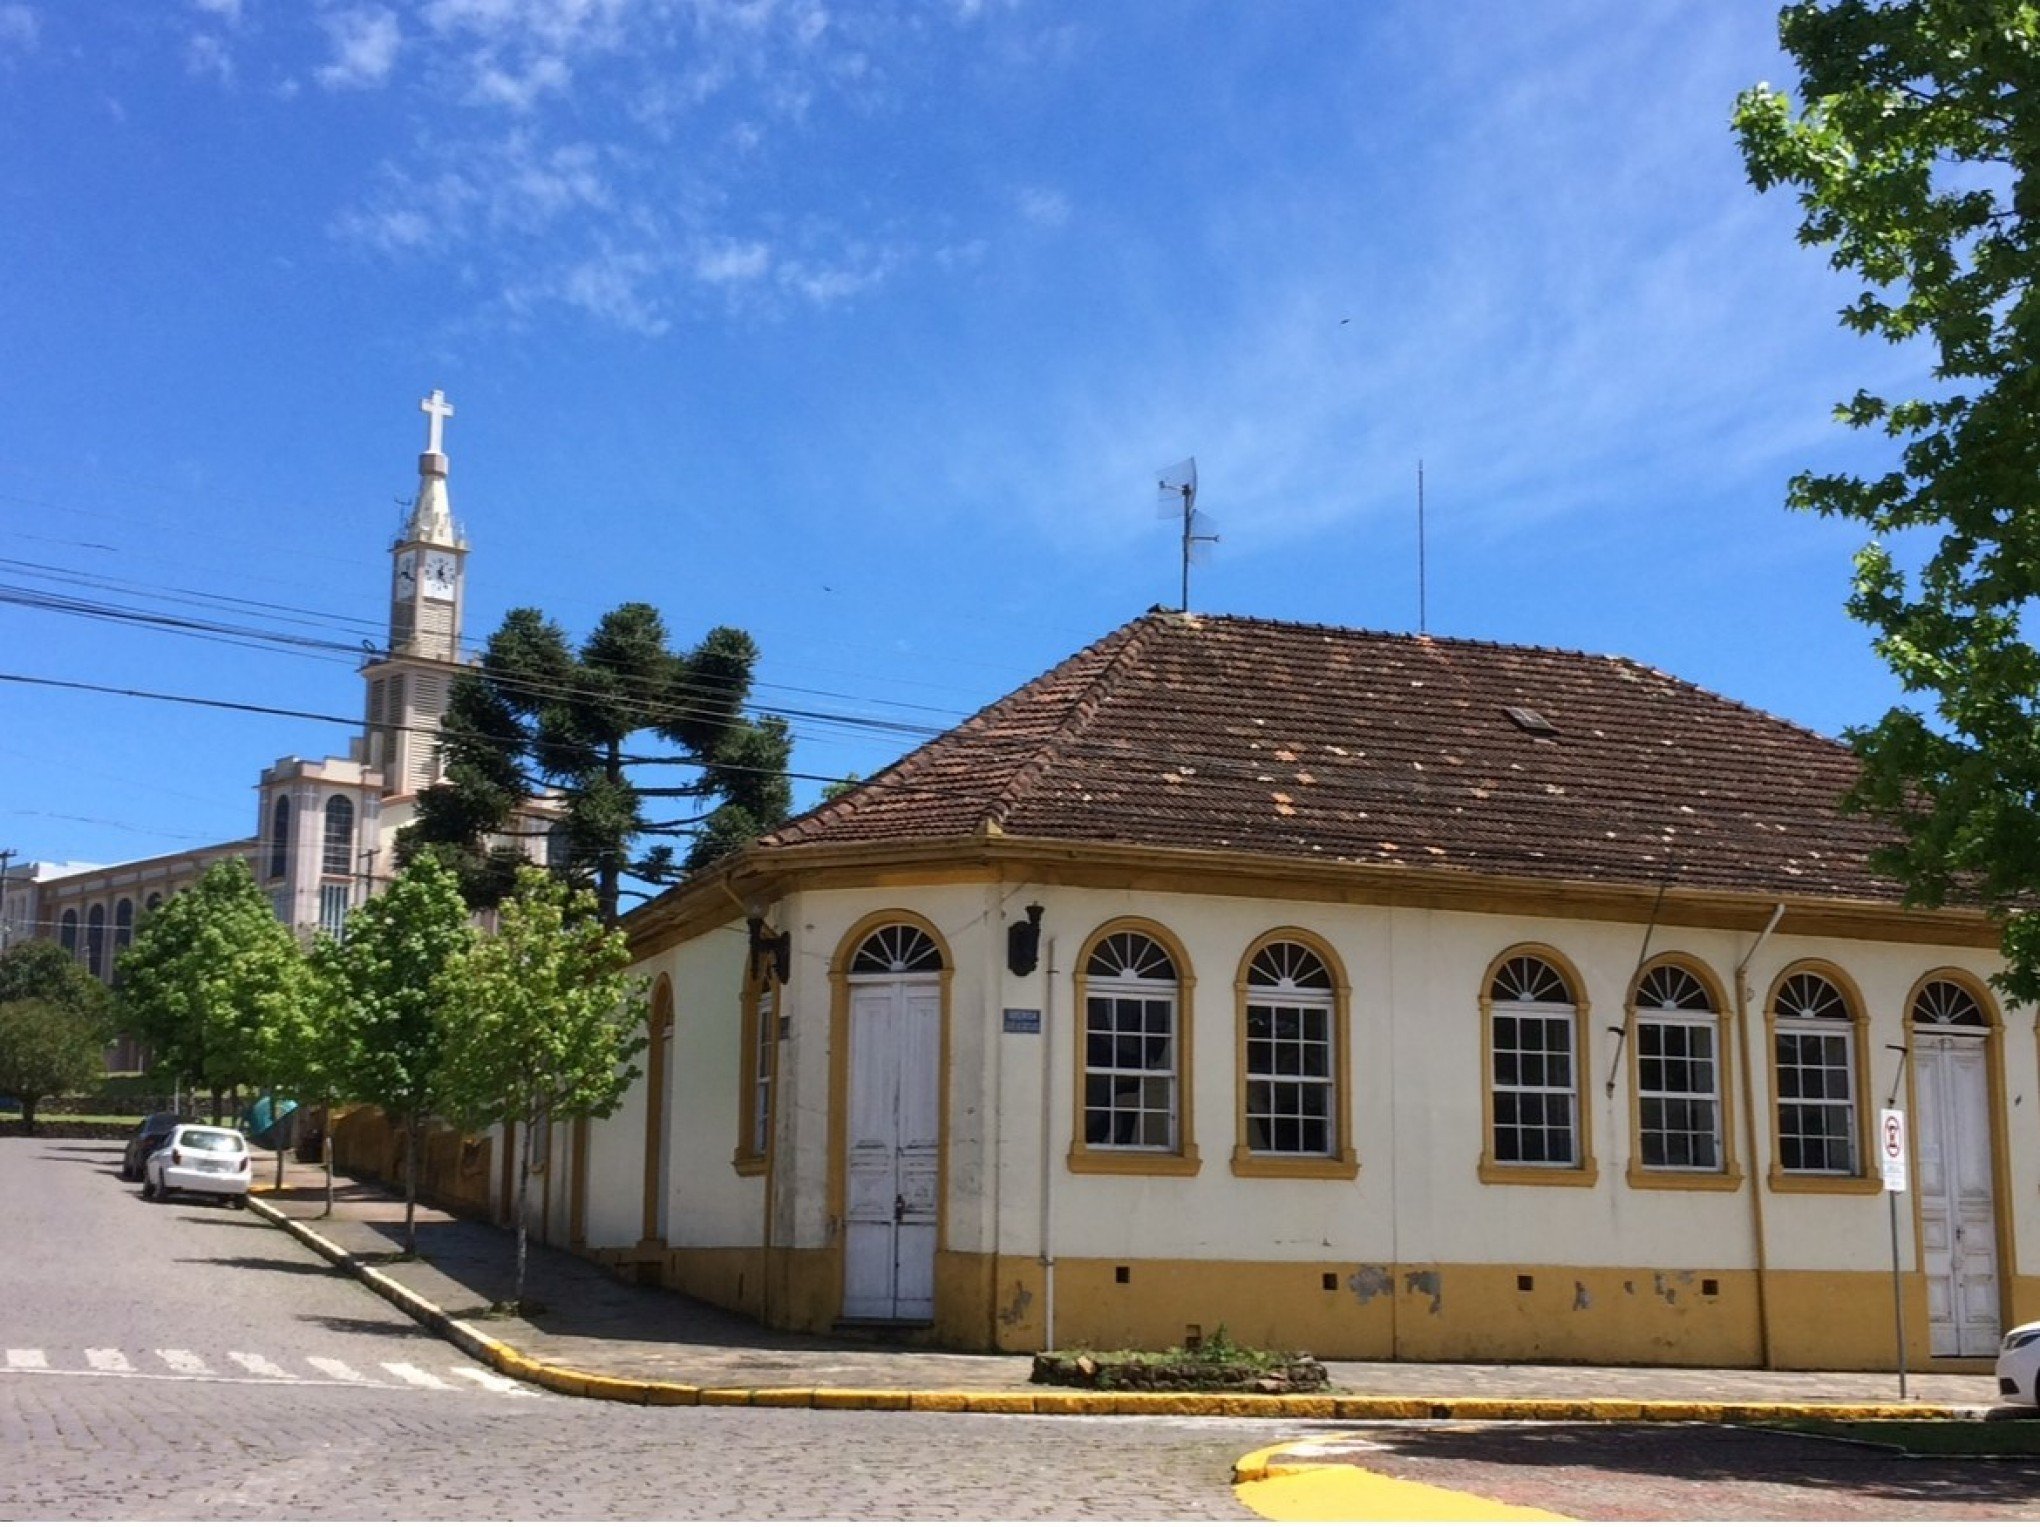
[394,550,416,598]
[422,552,456,601]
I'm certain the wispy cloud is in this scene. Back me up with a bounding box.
[190,0,241,20]
[1016,186,1069,229]
[317,6,402,90]
[186,32,233,84]
[0,4,38,55]
[694,239,772,285]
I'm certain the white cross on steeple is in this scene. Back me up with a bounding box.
[419,389,455,455]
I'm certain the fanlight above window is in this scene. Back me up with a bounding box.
[1489,954,1570,1006]
[850,924,943,975]
[1247,940,1330,992]
[1912,979,1985,1028]
[1775,971,1850,1023]
[1086,930,1177,983]
[1634,963,1711,1011]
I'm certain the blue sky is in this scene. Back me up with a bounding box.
[0,1,1928,874]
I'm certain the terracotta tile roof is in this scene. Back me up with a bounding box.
[760,610,1900,902]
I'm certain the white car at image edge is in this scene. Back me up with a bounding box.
[142,1124,252,1208]
[1997,1321,2040,1406]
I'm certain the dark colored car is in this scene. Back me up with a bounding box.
[121,1112,184,1181]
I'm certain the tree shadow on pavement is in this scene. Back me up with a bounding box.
[176,1254,344,1278]
[1362,1421,2040,1516]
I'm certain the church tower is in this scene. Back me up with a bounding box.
[362,389,469,796]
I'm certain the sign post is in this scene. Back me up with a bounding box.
[1880,1106,1909,1399]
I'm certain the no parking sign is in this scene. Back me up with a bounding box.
[1878,1108,1908,1193]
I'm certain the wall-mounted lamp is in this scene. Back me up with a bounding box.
[1007,902,1045,977]
[746,914,790,984]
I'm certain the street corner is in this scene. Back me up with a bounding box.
[1232,1437,1572,1524]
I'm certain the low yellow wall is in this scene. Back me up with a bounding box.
[329,1105,493,1220]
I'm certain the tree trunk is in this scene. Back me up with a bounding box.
[598,740,624,923]
[19,1097,36,1134]
[403,1106,421,1256]
[321,1094,335,1219]
[514,1116,533,1313]
[273,1083,286,1191]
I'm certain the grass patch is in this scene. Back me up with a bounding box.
[1033,1324,1329,1393]
[1760,1417,2040,1457]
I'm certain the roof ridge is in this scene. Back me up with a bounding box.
[979,610,1170,831]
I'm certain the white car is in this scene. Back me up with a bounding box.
[1997,1320,2040,1406]
[142,1124,252,1209]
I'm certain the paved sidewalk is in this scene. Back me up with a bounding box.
[244,1149,2003,1418]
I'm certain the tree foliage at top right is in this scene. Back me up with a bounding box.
[1736,1,2040,998]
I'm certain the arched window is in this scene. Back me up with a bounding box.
[1632,959,1725,1172]
[268,795,290,881]
[1486,951,1584,1170]
[113,898,134,953]
[85,903,107,980]
[1241,939,1337,1157]
[1080,927,1184,1152]
[1770,968,1863,1176]
[323,796,355,876]
[59,908,78,955]
[145,892,163,913]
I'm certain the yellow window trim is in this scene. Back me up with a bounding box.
[1623,953,1742,1189]
[1067,916,1199,1171]
[1230,1146,1358,1180]
[1230,927,1359,1182]
[1762,959,1874,1188]
[1477,942,1597,1185]
[733,949,780,1177]
[1626,1164,1746,1192]
[1477,1160,1600,1188]
[1066,1147,1203,1177]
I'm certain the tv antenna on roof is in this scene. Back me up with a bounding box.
[1157,457,1218,612]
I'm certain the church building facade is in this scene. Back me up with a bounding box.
[5,392,476,993]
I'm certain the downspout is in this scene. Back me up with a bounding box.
[1039,936,1058,1354]
[987,881,1005,1352]
[1734,902,1787,1370]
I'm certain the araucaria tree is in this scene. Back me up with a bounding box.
[116,858,315,1118]
[325,856,475,1253]
[436,866,645,1311]
[1737,1,2040,998]
[400,603,791,920]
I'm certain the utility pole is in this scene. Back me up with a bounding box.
[0,848,15,951]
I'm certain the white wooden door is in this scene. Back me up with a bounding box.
[1916,1031,2000,1356]
[842,978,940,1321]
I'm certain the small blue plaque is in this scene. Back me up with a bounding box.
[1002,1007,1042,1034]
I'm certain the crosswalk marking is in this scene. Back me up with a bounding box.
[0,1345,540,1397]
[382,1361,451,1390]
[450,1364,524,1393]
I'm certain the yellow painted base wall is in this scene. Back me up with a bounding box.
[581,1243,2020,1372]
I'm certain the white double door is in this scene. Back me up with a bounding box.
[842,977,940,1322]
[1915,1030,2000,1356]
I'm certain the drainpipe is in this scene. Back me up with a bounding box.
[1734,902,1787,1369]
[987,882,1005,1352]
[1039,936,1058,1354]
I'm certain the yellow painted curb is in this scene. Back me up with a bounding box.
[1233,1441,1572,1523]
[809,1388,912,1410]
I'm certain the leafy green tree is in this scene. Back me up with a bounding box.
[436,866,645,1311]
[0,999,105,1132]
[0,939,111,1024]
[326,857,475,1253]
[115,858,316,1121]
[1736,0,2040,998]
[399,603,791,920]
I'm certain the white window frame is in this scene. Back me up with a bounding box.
[1082,932,1180,1152]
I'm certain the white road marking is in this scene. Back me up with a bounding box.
[4,1349,48,1369]
[230,1352,292,1378]
[84,1349,132,1373]
[450,1365,530,1394]
[383,1361,452,1390]
[157,1349,212,1375]
[305,1356,366,1383]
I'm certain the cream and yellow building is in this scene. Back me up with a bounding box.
[547,610,2027,1371]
